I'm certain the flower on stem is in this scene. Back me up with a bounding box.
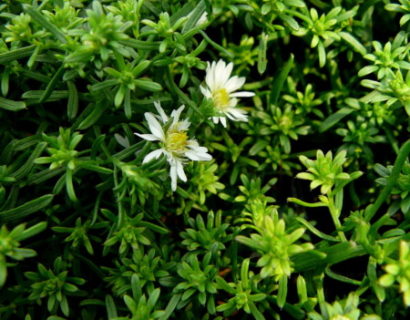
[200,60,254,127]
[135,102,212,191]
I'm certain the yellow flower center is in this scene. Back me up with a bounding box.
[165,131,188,154]
[330,316,350,320]
[212,88,230,109]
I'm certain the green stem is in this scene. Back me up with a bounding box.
[328,196,347,242]
[164,67,202,116]
[199,30,234,58]
[365,139,410,222]
[293,241,367,272]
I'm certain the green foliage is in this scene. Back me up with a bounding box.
[216,259,267,320]
[174,253,218,314]
[297,150,361,195]
[0,0,410,319]
[379,241,410,306]
[25,257,85,317]
[0,222,46,287]
[237,208,313,280]
[180,211,230,255]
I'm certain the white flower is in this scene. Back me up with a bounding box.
[135,101,212,191]
[186,11,208,26]
[200,60,255,127]
[196,12,208,26]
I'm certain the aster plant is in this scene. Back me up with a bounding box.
[200,60,255,127]
[2,0,410,319]
[135,101,212,191]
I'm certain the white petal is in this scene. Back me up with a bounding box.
[145,113,165,140]
[176,160,187,182]
[220,117,227,127]
[185,140,212,160]
[163,151,173,163]
[225,76,246,93]
[185,150,204,160]
[200,85,212,98]
[227,97,238,108]
[214,60,226,87]
[171,105,185,124]
[226,108,248,121]
[215,61,233,88]
[212,61,220,89]
[176,119,190,131]
[154,101,168,123]
[186,149,212,161]
[205,61,216,89]
[196,12,208,26]
[212,117,219,124]
[134,133,161,141]
[230,91,255,98]
[170,163,178,191]
[143,149,164,163]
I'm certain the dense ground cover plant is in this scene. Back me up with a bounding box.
[0,0,410,319]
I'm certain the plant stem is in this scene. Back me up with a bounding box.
[328,196,347,242]
[365,139,410,222]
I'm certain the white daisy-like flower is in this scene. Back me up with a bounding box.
[135,101,212,191]
[200,59,255,127]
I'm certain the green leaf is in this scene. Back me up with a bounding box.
[317,42,326,67]
[277,275,288,308]
[257,33,268,75]
[287,197,328,208]
[124,88,131,118]
[0,194,54,223]
[160,293,181,320]
[79,163,112,175]
[296,275,308,303]
[280,14,299,31]
[135,79,162,92]
[24,5,67,43]
[358,66,378,78]
[236,235,258,249]
[0,97,26,111]
[139,221,169,234]
[114,86,126,107]
[182,0,206,34]
[199,30,234,58]
[0,256,7,287]
[2,70,9,96]
[11,142,47,180]
[67,81,79,120]
[148,288,161,308]
[319,107,354,133]
[124,295,138,313]
[360,90,391,103]
[75,103,108,130]
[132,60,151,77]
[119,39,160,51]
[65,169,77,202]
[89,79,118,92]
[105,295,118,319]
[295,217,338,242]
[215,276,235,294]
[16,222,47,241]
[339,32,366,55]
[22,90,68,102]
[0,45,35,64]
[270,55,294,105]
[325,266,362,285]
[249,301,266,320]
[39,66,65,103]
